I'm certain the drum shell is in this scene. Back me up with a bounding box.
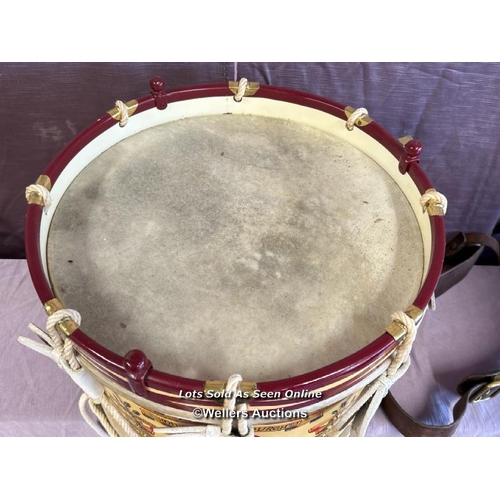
[25,83,446,436]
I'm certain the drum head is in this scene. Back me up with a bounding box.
[47,113,423,381]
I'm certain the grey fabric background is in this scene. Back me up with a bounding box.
[1,62,500,258]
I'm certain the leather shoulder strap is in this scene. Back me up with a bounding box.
[382,232,500,437]
[436,232,499,297]
[382,372,500,437]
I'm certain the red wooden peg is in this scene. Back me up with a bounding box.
[399,139,423,175]
[150,76,168,110]
[123,349,152,397]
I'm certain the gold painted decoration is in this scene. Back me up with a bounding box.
[101,387,362,437]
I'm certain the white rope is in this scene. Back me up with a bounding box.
[155,425,224,437]
[98,393,140,437]
[25,184,51,213]
[233,62,238,82]
[352,358,411,437]
[234,78,248,102]
[429,293,437,311]
[333,360,391,433]
[79,393,116,437]
[346,107,368,131]
[155,423,254,438]
[115,100,129,127]
[222,374,253,436]
[237,402,251,437]
[18,312,133,438]
[222,373,242,435]
[155,373,254,438]
[387,311,417,377]
[19,326,104,404]
[79,389,142,437]
[419,189,448,215]
[346,310,417,436]
[46,308,82,370]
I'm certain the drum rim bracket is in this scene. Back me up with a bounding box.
[386,305,423,341]
[25,174,52,207]
[420,188,448,217]
[204,380,258,402]
[228,79,260,100]
[43,297,79,336]
[344,106,373,129]
[107,99,138,122]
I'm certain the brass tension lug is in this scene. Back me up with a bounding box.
[422,188,447,216]
[44,298,63,316]
[107,100,139,121]
[26,175,52,206]
[344,106,373,127]
[56,319,79,336]
[386,305,423,341]
[204,380,257,404]
[398,135,413,145]
[35,175,52,191]
[43,297,78,336]
[228,81,260,98]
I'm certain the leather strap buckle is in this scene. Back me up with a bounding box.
[470,375,500,403]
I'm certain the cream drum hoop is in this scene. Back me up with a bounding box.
[25,78,446,437]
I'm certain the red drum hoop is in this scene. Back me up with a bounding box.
[24,78,445,436]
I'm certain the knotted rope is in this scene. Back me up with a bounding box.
[79,392,140,437]
[155,373,253,437]
[337,310,417,437]
[25,184,52,213]
[420,189,448,215]
[18,311,134,437]
[115,100,129,127]
[346,107,369,131]
[234,78,248,102]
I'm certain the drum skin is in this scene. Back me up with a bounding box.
[47,114,423,381]
[25,81,446,436]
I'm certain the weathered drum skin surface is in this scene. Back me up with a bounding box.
[47,114,423,381]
